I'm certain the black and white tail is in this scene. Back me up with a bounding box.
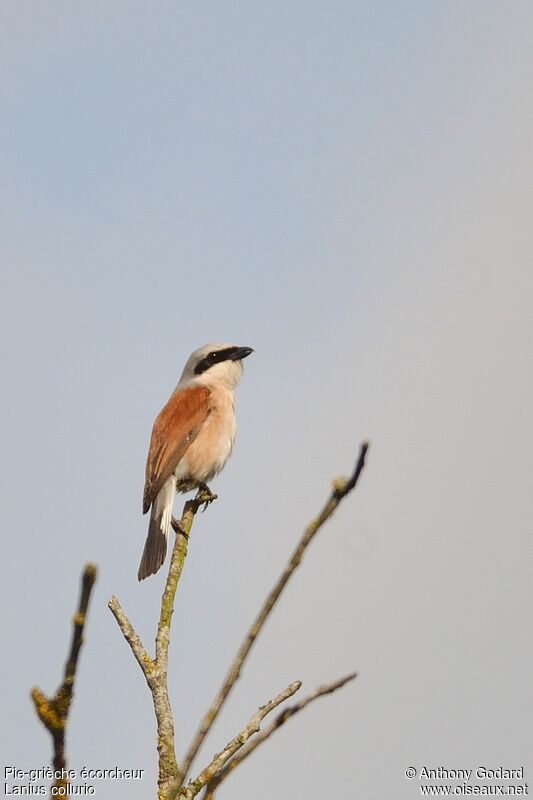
[137,480,174,581]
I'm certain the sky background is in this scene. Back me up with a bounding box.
[1,2,531,798]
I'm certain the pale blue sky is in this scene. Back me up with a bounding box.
[1,3,531,798]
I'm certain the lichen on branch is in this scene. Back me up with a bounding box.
[31,563,98,798]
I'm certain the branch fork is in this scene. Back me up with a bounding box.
[110,443,369,799]
[31,563,98,797]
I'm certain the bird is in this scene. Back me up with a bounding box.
[137,342,253,581]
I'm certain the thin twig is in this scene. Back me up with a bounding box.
[202,672,357,799]
[108,596,154,677]
[31,563,97,798]
[180,442,369,781]
[176,681,302,800]
[109,488,216,800]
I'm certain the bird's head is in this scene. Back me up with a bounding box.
[180,343,254,390]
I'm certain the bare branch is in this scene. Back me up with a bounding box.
[109,488,216,800]
[108,596,154,678]
[31,563,97,797]
[181,442,369,781]
[202,672,357,798]
[177,681,302,800]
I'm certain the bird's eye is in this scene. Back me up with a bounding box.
[209,352,217,360]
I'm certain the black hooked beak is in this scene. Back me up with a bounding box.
[231,346,254,361]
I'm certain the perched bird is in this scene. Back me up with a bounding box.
[138,343,253,580]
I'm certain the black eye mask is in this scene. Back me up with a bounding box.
[194,347,240,375]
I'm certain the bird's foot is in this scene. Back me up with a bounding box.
[171,516,189,539]
[196,483,217,511]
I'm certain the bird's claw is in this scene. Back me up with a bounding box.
[196,483,217,511]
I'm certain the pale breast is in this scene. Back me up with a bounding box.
[174,384,236,487]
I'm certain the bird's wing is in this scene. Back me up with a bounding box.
[143,385,211,513]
